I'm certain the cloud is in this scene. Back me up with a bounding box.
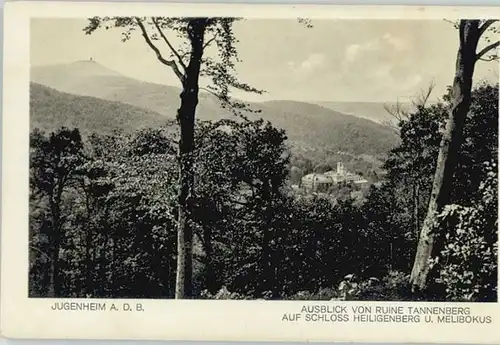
[344,41,378,62]
[402,74,423,89]
[288,53,326,74]
[382,32,410,52]
[370,64,423,91]
[344,32,410,63]
[373,64,392,78]
[300,53,326,71]
[345,44,361,62]
[340,31,418,98]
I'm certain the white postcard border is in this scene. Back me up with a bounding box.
[2,2,500,342]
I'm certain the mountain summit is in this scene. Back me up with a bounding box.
[32,60,123,80]
[31,61,182,116]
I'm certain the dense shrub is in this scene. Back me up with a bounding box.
[431,161,498,302]
[199,286,252,300]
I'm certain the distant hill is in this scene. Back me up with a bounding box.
[30,83,169,135]
[316,99,441,126]
[31,60,217,120]
[315,101,396,125]
[252,100,398,156]
[30,61,400,157]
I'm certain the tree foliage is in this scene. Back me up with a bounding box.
[83,17,263,117]
[84,16,266,298]
[431,160,497,301]
[410,19,500,291]
[29,82,498,301]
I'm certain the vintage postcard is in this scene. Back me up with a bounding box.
[2,1,500,342]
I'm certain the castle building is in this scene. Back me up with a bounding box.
[300,162,368,193]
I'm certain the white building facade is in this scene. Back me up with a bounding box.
[300,162,368,193]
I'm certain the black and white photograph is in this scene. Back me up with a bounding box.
[26,14,498,304]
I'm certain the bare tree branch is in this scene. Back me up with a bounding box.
[202,34,217,50]
[383,101,407,135]
[479,19,498,36]
[443,19,459,27]
[413,80,435,108]
[476,40,500,60]
[135,17,185,83]
[383,81,434,136]
[478,55,499,62]
[200,87,220,99]
[199,87,250,119]
[151,17,188,73]
[228,198,250,207]
[30,245,51,262]
[381,118,400,134]
[384,97,409,123]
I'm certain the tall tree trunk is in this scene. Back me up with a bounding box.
[413,182,420,244]
[85,229,93,296]
[410,20,481,292]
[47,255,56,297]
[175,19,206,299]
[98,230,110,297]
[108,238,114,298]
[48,191,63,297]
[259,180,274,297]
[202,225,218,294]
[82,187,94,297]
[260,226,272,295]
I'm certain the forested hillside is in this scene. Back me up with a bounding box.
[29,82,498,301]
[316,101,397,124]
[31,62,399,158]
[30,83,168,135]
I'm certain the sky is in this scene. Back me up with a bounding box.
[31,18,498,102]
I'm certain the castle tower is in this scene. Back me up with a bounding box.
[337,162,344,175]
